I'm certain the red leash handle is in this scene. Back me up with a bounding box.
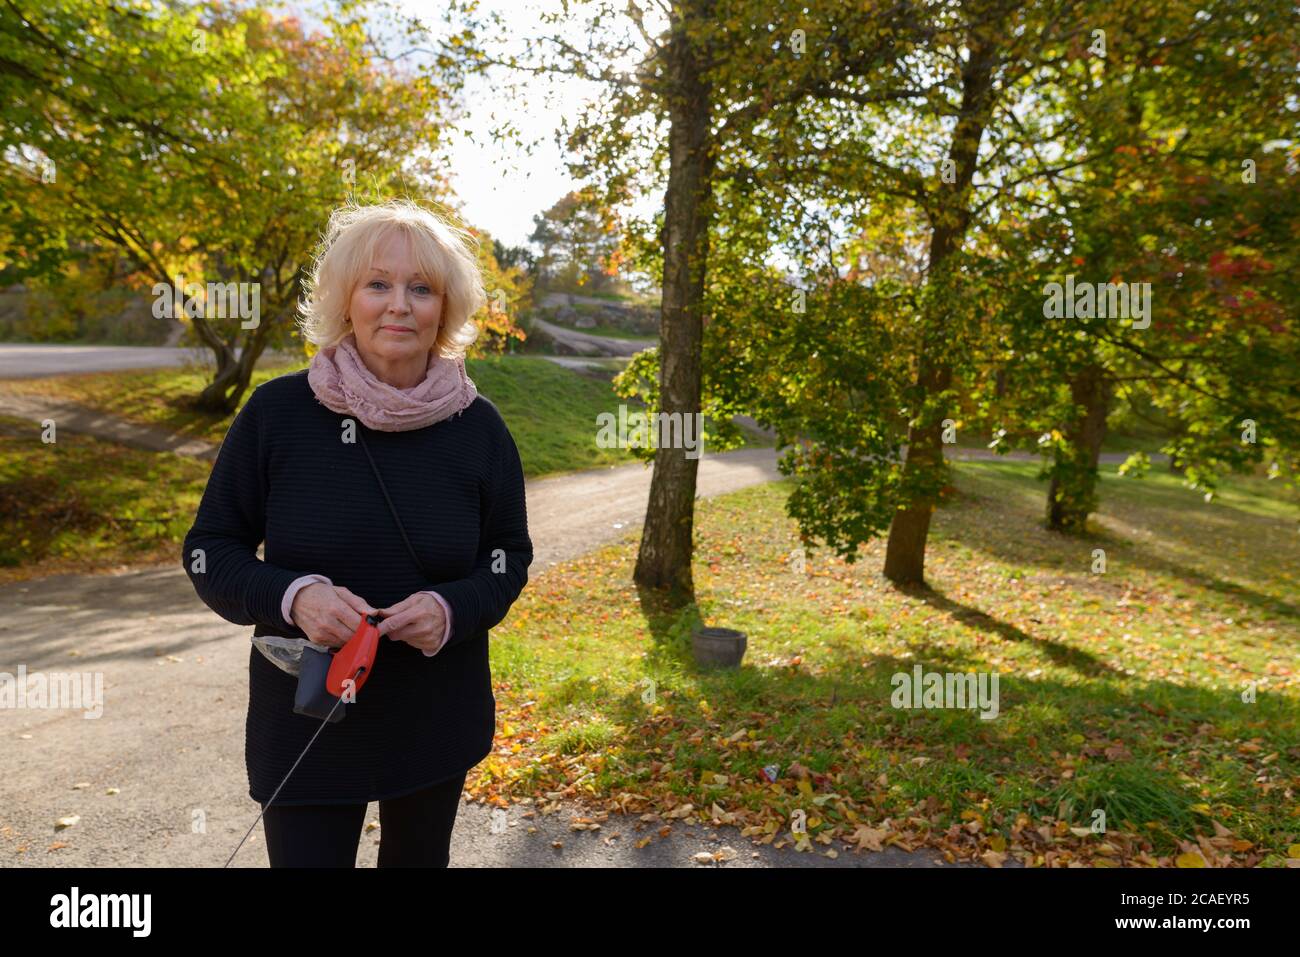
[327,613,382,698]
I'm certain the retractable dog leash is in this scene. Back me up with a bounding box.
[224,613,383,868]
[225,421,436,867]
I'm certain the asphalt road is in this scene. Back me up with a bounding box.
[0,343,300,379]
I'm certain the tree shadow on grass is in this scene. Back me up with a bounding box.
[950,463,1300,622]
[956,520,1300,624]
[634,582,705,670]
[896,582,1122,679]
[588,618,1300,853]
[1136,552,1300,623]
[594,615,1298,845]
[631,574,1119,682]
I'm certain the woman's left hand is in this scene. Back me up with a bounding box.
[375,592,447,655]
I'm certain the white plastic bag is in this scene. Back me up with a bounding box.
[251,634,332,677]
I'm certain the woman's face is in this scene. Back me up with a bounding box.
[348,231,443,388]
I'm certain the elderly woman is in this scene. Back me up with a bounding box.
[183,200,532,867]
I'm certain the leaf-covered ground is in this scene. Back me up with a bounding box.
[478,461,1300,867]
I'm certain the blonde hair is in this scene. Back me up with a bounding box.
[296,199,484,358]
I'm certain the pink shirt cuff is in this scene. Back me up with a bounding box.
[421,590,453,656]
[281,577,451,656]
[282,574,333,627]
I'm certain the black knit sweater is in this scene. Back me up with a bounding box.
[182,369,532,805]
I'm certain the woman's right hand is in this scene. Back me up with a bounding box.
[290,583,378,649]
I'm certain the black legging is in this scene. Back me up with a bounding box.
[260,771,468,867]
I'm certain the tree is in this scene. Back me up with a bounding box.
[0,0,464,412]
[527,189,623,291]
[706,0,1298,586]
[492,238,537,277]
[879,14,1003,584]
[447,0,926,603]
[471,227,531,355]
[709,0,1089,582]
[979,0,1300,529]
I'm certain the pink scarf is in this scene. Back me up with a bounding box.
[307,332,478,432]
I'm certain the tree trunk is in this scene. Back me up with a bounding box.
[192,306,275,414]
[633,3,716,605]
[883,358,951,584]
[882,35,996,587]
[1046,363,1113,531]
[188,270,298,414]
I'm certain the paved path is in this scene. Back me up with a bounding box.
[0,343,299,380]
[538,355,629,375]
[529,316,653,357]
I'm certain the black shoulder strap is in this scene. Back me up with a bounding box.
[354,424,432,582]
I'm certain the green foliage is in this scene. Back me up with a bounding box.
[611,346,745,463]
[0,0,470,402]
[974,0,1300,514]
[467,227,531,356]
[697,0,1300,565]
[709,265,923,560]
[528,189,625,293]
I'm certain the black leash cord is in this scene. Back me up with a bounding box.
[223,666,365,868]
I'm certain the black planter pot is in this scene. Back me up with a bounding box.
[692,626,747,668]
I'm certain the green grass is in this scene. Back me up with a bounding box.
[0,414,212,580]
[477,461,1300,866]
[467,356,638,476]
[0,355,638,477]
